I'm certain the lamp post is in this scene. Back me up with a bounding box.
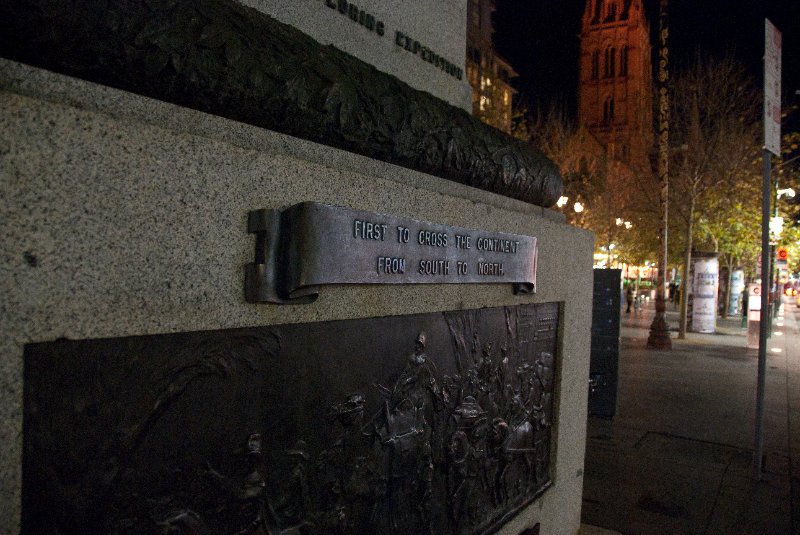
[647,0,672,350]
[607,243,616,267]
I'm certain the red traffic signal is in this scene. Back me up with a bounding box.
[776,247,788,261]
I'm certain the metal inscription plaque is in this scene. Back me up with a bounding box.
[24,303,558,535]
[245,202,538,303]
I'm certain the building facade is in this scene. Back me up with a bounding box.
[466,0,517,134]
[578,0,653,173]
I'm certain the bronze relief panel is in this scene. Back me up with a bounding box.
[23,303,558,534]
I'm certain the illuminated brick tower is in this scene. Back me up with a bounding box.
[579,0,653,172]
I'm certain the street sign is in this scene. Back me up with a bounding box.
[777,247,788,261]
[764,19,782,155]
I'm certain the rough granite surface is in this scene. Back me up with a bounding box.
[0,60,592,534]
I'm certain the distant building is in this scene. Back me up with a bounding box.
[578,0,653,173]
[466,0,517,134]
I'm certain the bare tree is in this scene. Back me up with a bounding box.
[527,105,630,240]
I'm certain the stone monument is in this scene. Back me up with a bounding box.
[0,1,594,533]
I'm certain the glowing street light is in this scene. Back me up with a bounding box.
[574,201,584,213]
[556,196,569,208]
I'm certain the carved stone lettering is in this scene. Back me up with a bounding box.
[23,304,558,534]
[0,0,562,207]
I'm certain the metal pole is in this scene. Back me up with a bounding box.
[754,149,771,479]
[771,180,781,327]
[769,244,775,335]
[647,0,672,349]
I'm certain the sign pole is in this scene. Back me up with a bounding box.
[754,149,771,480]
[754,18,781,480]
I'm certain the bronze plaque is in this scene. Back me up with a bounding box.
[245,203,538,304]
[23,304,558,534]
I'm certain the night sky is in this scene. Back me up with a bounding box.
[492,0,800,121]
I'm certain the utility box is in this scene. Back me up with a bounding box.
[589,269,621,418]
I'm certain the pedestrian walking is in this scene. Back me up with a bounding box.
[625,284,634,314]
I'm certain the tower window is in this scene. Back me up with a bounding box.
[606,1,617,22]
[592,0,603,24]
[602,96,615,123]
[619,46,628,76]
[604,47,615,77]
[591,50,600,79]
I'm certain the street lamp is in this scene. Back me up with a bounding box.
[647,0,672,350]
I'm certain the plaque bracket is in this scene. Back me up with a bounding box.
[245,209,319,305]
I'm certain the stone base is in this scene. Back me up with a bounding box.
[0,59,594,534]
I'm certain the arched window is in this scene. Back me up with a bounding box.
[604,47,615,77]
[609,47,616,76]
[591,50,600,79]
[619,46,628,76]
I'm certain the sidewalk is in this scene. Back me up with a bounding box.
[581,299,800,534]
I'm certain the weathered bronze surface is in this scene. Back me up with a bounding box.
[246,202,538,303]
[0,0,562,207]
[24,304,559,534]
